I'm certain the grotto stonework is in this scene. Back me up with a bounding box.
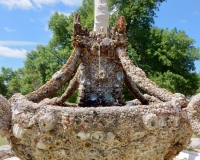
[1,0,200,160]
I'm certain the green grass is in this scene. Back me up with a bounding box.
[0,137,8,146]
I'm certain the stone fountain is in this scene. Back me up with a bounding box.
[1,0,200,160]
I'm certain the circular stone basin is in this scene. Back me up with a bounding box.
[7,94,192,160]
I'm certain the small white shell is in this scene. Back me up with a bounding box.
[36,141,48,150]
[39,112,57,132]
[106,132,115,142]
[74,152,84,159]
[77,131,90,140]
[52,71,62,79]
[143,113,158,130]
[91,131,104,142]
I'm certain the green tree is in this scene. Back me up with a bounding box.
[197,73,200,94]
[23,45,71,91]
[48,12,74,49]
[0,67,15,84]
[146,28,200,96]
[0,67,22,98]
[0,76,7,96]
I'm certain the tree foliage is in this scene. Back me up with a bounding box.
[0,76,7,96]
[0,67,21,98]
[147,28,200,96]
[48,12,74,49]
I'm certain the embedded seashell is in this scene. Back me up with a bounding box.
[116,72,123,81]
[181,110,187,119]
[28,115,38,127]
[13,112,25,122]
[143,113,158,130]
[91,131,104,142]
[77,131,90,140]
[100,143,110,150]
[158,117,167,127]
[102,38,110,46]
[74,151,84,159]
[86,81,91,85]
[88,148,98,156]
[35,148,44,156]
[52,71,62,79]
[12,104,20,114]
[36,141,48,150]
[99,70,106,79]
[80,65,85,70]
[78,85,85,90]
[106,132,115,142]
[160,131,168,138]
[104,92,113,101]
[39,112,57,132]
[111,149,120,156]
[60,149,68,157]
[114,83,120,88]
[90,93,98,101]
[112,140,121,148]
[80,74,86,83]
[54,149,67,158]
[54,139,64,146]
[13,124,25,139]
[167,116,179,126]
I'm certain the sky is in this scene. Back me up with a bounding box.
[0,0,200,73]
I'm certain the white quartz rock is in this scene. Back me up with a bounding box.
[13,124,25,139]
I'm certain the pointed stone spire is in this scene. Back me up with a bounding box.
[94,0,109,34]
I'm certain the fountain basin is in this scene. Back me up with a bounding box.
[4,94,192,160]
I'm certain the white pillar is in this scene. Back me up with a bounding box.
[94,0,109,34]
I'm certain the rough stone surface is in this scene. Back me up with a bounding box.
[0,95,12,137]
[4,94,192,160]
[186,94,200,137]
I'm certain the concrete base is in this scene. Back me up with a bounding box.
[176,150,200,160]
